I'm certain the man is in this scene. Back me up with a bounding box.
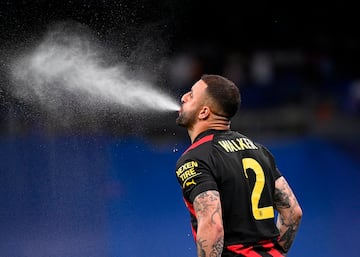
[175,74,302,257]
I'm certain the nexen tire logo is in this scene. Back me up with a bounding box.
[176,161,201,188]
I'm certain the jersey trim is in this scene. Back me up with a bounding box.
[184,197,198,241]
[227,240,284,257]
[182,134,214,156]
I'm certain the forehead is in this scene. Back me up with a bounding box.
[191,79,207,94]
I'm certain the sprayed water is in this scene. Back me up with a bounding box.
[10,23,180,116]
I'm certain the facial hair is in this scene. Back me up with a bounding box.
[176,108,197,128]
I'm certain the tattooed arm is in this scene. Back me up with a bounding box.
[274,176,303,254]
[193,190,224,257]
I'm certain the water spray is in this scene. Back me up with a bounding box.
[10,22,180,116]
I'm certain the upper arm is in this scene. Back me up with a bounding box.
[274,176,302,216]
[193,190,223,227]
[274,176,302,253]
[194,190,224,257]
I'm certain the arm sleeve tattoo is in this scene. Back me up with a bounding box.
[194,190,224,257]
[274,176,302,253]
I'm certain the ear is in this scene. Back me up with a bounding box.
[198,106,210,120]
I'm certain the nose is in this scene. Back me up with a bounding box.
[180,95,185,104]
[181,91,190,103]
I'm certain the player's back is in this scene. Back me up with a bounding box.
[210,130,281,249]
[175,129,284,256]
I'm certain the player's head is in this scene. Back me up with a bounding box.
[176,74,241,128]
[201,74,241,118]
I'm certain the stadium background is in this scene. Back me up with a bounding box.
[0,1,359,257]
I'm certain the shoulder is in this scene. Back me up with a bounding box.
[184,133,215,155]
[176,131,217,170]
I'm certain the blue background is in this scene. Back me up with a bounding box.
[1,133,359,257]
[1,1,360,256]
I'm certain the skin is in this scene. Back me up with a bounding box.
[176,80,230,143]
[194,190,224,257]
[274,176,303,254]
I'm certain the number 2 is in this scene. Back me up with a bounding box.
[242,158,274,220]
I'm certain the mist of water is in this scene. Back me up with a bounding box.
[10,23,180,115]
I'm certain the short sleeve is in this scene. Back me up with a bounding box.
[261,145,282,180]
[175,158,218,203]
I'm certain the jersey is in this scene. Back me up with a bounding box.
[175,129,284,257]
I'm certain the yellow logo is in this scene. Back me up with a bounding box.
[177,160,201,188]
[185,179,196,187]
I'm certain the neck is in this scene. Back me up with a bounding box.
[188,116,230,143]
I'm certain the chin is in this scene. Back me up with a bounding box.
[175,118,183,126]
[176,117,186,127]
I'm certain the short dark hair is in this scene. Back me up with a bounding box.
[201,74,241,118]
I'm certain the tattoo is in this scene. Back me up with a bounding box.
[196,237,224,257]
[210,237,224,257]
[194,191,224,257]
[194,191,221,224]
[279,224,296,251]
[274,177,302,253]
[274,187,291,208]
[196,238,207,257]
[196,191,219,202]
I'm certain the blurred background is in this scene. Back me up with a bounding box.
[0,1,359,257]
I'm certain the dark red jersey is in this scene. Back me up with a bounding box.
[175,129,284,257]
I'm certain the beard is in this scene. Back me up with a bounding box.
[176,109,197,128]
